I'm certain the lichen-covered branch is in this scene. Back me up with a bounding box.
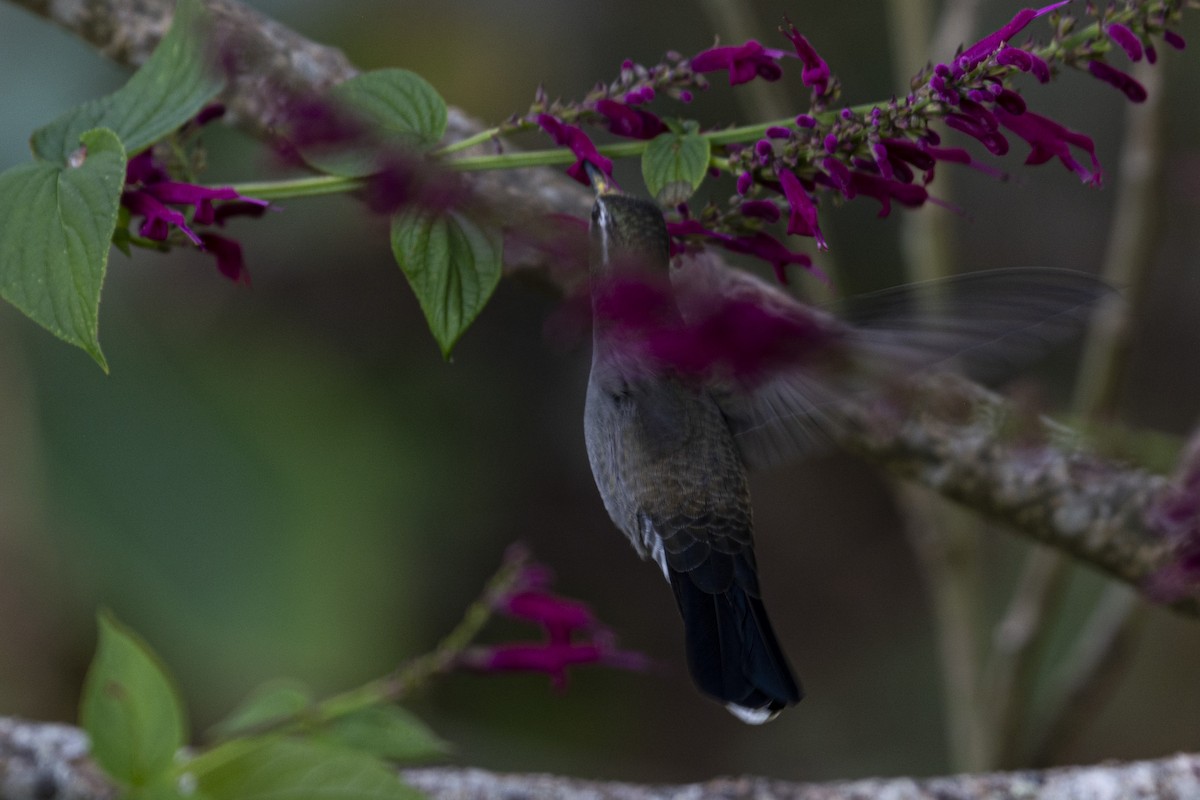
[4,0,1192,615]
[3,716,1200,800]
[840,375,1188,612]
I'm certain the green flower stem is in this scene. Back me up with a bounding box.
[230,174,366,200]
[230,550,530,738]
[435,127,504,156]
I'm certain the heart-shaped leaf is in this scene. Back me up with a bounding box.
[0,128,126,370]
[642,129,711,206]
[391,210,501,358]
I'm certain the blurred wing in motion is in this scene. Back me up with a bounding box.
[679,263,1115,472]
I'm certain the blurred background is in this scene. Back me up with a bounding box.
[1,0,1199,784]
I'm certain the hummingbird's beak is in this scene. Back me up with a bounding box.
[584,161,618,197]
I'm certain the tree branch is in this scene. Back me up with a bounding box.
[3,716,1200,800]
[4,0,1193,615]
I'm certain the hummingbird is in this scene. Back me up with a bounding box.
[581,169,1111,723]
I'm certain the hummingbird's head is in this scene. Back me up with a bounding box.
[589,187,671,279]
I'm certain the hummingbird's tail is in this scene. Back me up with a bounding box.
[668,560,803,723]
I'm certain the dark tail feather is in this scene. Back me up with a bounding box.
[669,570,803,723]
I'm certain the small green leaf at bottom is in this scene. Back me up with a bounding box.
[320,706,451,763]
[193,738,425,800]
[80,610,187,787]
[391,210,502,358]
[208,679,315,740]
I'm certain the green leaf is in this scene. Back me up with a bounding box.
[0,128,126,370]
[209,680,315,740]
[641,129,711,206]
[391,210,502,358]
[192,738,425,800]
[303,69,448,178]
[80,610,188,787]
[318,706,451,763]
[31,0,222,163]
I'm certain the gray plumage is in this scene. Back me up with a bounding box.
[582,186,1113,724]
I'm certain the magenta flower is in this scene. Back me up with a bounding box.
[996,46,1051,82]
[957,1,1069,72]
[537,113,613,186]
[690,39,788,86]
[667,221,818,285]
[594,98,667,140]
[1106,23,1145,62]
[994,107,1102,185]
[1163,30,1186,51]
[462,639,650,692]
[498,590,596,644]
[197,233,250,286]
[843,171,929,217]
[778,168,826,249]
[781,21,830,96]
[462,545,649,692]
[122,190,203,245]
[1087,60,1148,102]
[121,141,269,283]
[589,267,836,383]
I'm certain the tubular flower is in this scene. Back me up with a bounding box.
[781,20,831,96]
[778,168,827,249]
[537,113,613,186]
[690,40,788,85]
[993,107,1102,185]
[121,145,269,283]
[459,548,649,692]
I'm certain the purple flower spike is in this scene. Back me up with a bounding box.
[958,1,1069,72]
[736,172,754,195]
[690,39,787,86]
[995,107,1102,185]
[1106,23,1144,61]
[1087,60,1148,103]
[766,126,792,139]
[1163,30,1186,51]
[595,99,667,140]
[781,20,831,96]
[537,114,613,186]
[795,114,816,128]
[778,168,827,249]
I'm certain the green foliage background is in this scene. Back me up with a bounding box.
[1,0,1199,783]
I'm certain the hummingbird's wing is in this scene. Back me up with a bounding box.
[674,259,1114,472]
